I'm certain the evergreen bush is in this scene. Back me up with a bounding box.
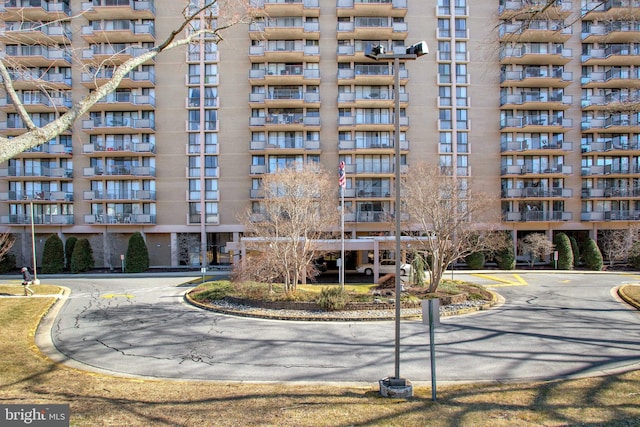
[554,232,574,270]
[317,287,348,311]
[125,232,149,273]
[71,238,94,273]
[0,252,16,273]
[41,234,64,274]
[64,236,77,271]
[465,251,485,269]
[495,245,516,270]
[569,236,581,266]
[583,237,603,271]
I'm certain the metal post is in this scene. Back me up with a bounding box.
[393,56,402,379]
[29,201,37,281]
[429,299,437,401]
[340,186,345,290]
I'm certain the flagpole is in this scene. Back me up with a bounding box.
[339,161,346,290]
[341,185,345,290]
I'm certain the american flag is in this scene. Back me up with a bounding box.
[338,161,346,188]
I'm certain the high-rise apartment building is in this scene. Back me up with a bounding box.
[0,0,638,269]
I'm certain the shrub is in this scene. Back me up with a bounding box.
[554,232,574,270]
[41,234,64,274]
[71,238,94,273]
[583,238,603,271]
[465,252,485,269]
[411,254,426,287]
[191,281,234,301]
[64,236,77,271]
[125,232,149,273]
[0,252,16,273]
[317,286,349,311]
[495,245,515,270]
[569,236,581,266]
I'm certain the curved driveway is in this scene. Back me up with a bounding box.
[39,272,640,384]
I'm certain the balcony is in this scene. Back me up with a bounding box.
[81,45,153,65]
[84,213,156,225]
[81,22,155,44]
[501,187,572,198]
[250,138,319,151]
[500,115,571,131]
[256,0,320,17]
[8,70,71,90]
[503,210,572,222]
[582,0,640,20]
[81,68,156,89]
[499,0,572,19]
[501,164,572,175]
[501,140,573,152]
[83,189,155,201]
[581,68,640,88]
[581,92,640,110]
[0,94,72,112]
[499,20,572,43]
[500,92,572,109]
[93,93,156,110]
[1,45,71,67]
[0,214,73,225]
[0,22,72,44]
[83,165,156,177]
[582,44,640,66]
[581,115,640,132]
[81,0,156,20]
[81,117,155,133]
[337,18,408,40]
[500,68,572,87]
[249,19,320,40]
[0,190,72,201]
[250,43,320,62]
[83,142,155,155]
[23,143,72,155]
[582,21,640,43]
[0,0,71,20]
[581,164,640,176]
[581,210,640,221]
[338,65,408,85]
[581,140,639,152]
[336,0,407,18]
[499,44,572,66]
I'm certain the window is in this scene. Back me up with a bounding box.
[439,86,452,106]
[439,41,451,61]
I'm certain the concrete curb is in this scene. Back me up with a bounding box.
[184,288,501,321]
[618,285,640,310]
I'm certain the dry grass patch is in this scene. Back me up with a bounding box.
[1,286,640,426]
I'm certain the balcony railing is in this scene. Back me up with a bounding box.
[84,213,156,225]
[83,190,156,201]
[503,210,572,222]
[0,214,73,225]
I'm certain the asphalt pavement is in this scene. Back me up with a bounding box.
[25,271,640,385]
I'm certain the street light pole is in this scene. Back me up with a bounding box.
[29,200,37,281]
[366,42,428,386]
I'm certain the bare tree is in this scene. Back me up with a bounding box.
[239,163,340,293]
[0,0,257,163]
[518,233,554,267]
[598,227,640,267]
[401,162,501,293]
[0,232,15,261]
